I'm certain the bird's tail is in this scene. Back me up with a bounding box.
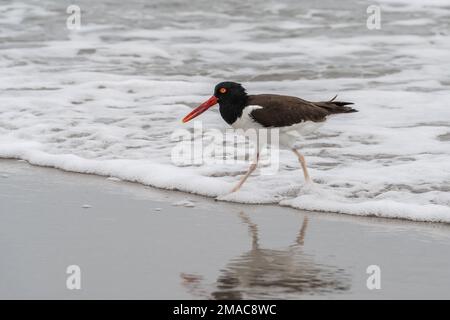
[315,95,357,114]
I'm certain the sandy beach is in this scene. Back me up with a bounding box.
[1,159,449,299]
[2,0,450,304]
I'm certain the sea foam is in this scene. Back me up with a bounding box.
[1,0,450,223]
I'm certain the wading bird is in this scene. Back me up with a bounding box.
[182,82,357,192]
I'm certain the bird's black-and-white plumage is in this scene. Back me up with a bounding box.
[182,81,357,192]
[215,82,356,148]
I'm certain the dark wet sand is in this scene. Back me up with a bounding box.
[0,159,449,299]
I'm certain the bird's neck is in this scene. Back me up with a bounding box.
[218,95,248,125]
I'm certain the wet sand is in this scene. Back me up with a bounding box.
[0,159,449,299]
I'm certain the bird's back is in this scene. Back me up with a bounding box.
[248,94,356,128]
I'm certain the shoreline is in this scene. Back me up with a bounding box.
[1,159,450,299]
[1,156,448,225]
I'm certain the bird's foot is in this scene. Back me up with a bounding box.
[215,187,240,201]
[300,179,316,193]
[230,185,241,193]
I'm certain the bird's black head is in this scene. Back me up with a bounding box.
[213,82,249,124]
[213,81,247,105]
[182,81,248,124]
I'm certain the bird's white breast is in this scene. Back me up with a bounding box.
[230,105,263,130]
[230,104,323,149]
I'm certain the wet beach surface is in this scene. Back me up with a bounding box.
[1,160,449,299]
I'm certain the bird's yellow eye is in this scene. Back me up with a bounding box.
[219,87,227,94]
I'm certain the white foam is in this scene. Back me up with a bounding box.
[1,0,450,223]
[172,200,196,208]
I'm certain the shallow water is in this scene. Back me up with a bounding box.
[1,0,450,222]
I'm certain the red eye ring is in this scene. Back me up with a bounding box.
[219,88,227,94]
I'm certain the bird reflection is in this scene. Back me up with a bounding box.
[181,212,350,299]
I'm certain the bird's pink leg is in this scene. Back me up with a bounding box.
[231,152,259,193]
[292,149,312,184]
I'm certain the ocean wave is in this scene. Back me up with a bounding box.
[1,0,450,223]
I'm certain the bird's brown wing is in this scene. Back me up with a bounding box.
[248,94,329,128]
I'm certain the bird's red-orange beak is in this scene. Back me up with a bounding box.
[182,96,218,123]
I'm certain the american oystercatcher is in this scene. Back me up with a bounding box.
[182,82,357,192]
